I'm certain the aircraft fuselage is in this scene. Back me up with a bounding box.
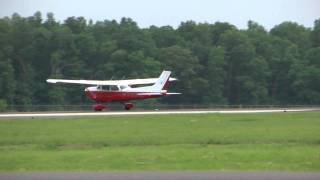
[85,88,165,103]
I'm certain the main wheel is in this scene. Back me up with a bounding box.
[92,104,106,111]
[124,103,134,110]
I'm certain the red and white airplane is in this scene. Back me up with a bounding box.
[46,71,180,111]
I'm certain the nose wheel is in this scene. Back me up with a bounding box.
[124,103,134,110]
[92,104,106,111]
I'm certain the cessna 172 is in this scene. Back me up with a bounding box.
[46,71,180,111]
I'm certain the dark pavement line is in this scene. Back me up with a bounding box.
[1,172,320,180]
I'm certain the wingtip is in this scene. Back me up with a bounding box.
[46,79,57,83]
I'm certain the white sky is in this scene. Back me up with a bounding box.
[0,0,319,29]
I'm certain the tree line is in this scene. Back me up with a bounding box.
[0,12,319,110]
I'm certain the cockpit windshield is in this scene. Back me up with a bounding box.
[120,85,127,90]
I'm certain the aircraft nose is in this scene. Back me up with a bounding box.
[85,88,96,100]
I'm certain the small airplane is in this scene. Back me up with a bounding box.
[46,71,180,111]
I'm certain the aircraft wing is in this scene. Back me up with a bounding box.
[46,77,177,86]
[46,79,119,85]
[116,78,177,86]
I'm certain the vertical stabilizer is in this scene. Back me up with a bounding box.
[152,71,171,91]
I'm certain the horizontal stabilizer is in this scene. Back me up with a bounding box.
[137,92,181,96]
[166,93,181,95]
[137,92,163,96]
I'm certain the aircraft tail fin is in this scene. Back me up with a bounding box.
[152,71,171,91]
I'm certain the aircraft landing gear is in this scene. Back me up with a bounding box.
[92,104,106,111]
[124,103,134,110]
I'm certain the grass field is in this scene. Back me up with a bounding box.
[0,112,319,172]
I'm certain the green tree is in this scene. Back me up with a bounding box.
[149,25,183,48]
[44,12,58,29]
[267,37,299,103]
[271,22,311,55]
[64,16,87,34]
[290,47,320,104]
[0,12,319,108]
[204,47,227,104]
[158,46,205,103]
[0,55,15,105]
[311,19,320,47]
[210,22,236,45]
[219,29,268,104]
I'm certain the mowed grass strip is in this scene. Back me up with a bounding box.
[0,112,319,171]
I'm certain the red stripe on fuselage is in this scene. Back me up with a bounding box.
[85,91,164,103]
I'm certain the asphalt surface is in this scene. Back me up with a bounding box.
[0,108,318,118]
[1,172,320,180]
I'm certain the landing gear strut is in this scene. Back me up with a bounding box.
[124,103,134,110]
[92,104,106,111]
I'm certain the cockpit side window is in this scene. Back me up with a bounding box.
[110,85,119,91]
[101,85,110,91]
[99,85,119,91]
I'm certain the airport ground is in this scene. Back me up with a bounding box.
[0,111,319,172]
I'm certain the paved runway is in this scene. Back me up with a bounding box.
[1,172,320,180]
[0,108,318,118]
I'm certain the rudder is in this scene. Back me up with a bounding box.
[152,71,171,91]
